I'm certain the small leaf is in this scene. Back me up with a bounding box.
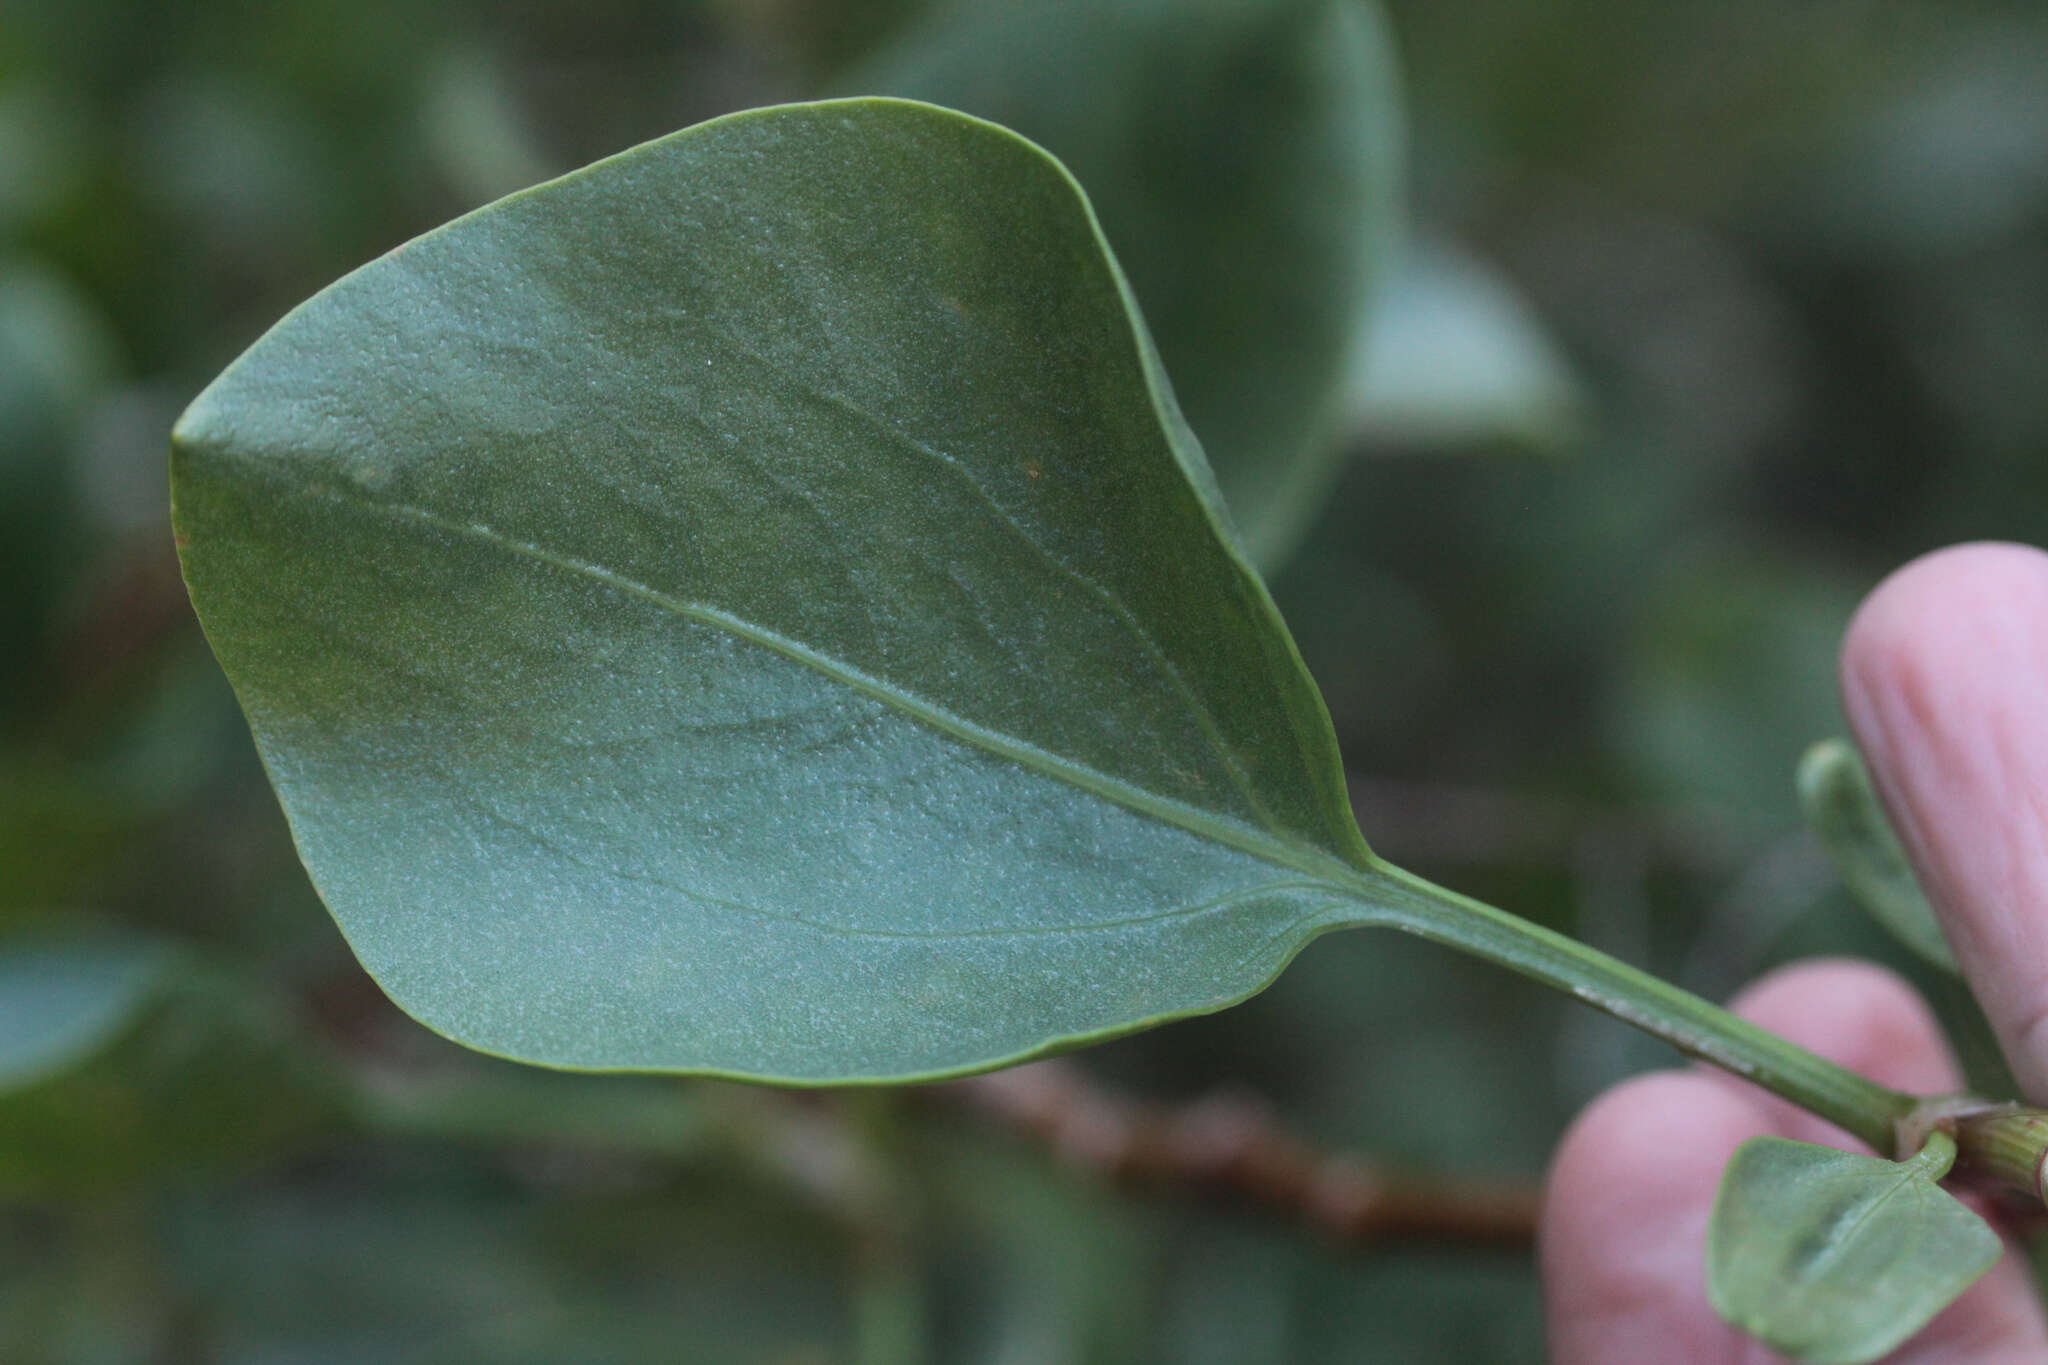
[844,0,1405,570]
[1708,1132,2001,1363]
[173,99,1393,1083]
[0,935,343,1194]
[1799,738,1959,971]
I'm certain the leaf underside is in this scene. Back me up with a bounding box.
[172,99,1384,1083]
[1708,1134,2000,1364]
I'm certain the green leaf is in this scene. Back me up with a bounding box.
[164,99,1932,1141]
[1707,1132,2001,1363]
[843,0,1404,570]
[172,98,1385,1084]
[0,936,343,1195]
[1342,241,1584,455]
[1799,738,1959,971]
[0,937,168,1091]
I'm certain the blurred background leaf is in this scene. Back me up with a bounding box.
[1341,238,1584,456]
[0,935,343,1198]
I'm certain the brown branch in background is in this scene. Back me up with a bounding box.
[332,973,1538,1253]
[934,1059,1539,1250]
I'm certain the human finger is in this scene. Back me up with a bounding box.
[1841,542,2048,1099]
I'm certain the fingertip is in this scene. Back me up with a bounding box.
[1842,542,2048,726]
[1840,543,2048,859]
[1839,540,2048,856]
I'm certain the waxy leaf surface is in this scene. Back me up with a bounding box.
[172,100,1380,1082]
[1708,1133,2000,1363]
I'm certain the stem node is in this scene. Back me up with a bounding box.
[1953,1105,2048,1209]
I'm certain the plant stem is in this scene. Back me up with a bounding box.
[1346,859,1917,1155]
[1952,1107,2048,1204]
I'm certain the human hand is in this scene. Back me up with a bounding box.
[1543,543,2048,1362]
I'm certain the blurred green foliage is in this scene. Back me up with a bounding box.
[2,0,2045,1359]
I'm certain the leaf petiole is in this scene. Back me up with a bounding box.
[1334,858,2048,1209]
[1329,858,1917,1155]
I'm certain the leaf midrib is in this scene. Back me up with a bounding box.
[1790,1168,1923,1288]
[680,316,1285,834]
[385,706,1343,942]
[275,477,1367,896]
